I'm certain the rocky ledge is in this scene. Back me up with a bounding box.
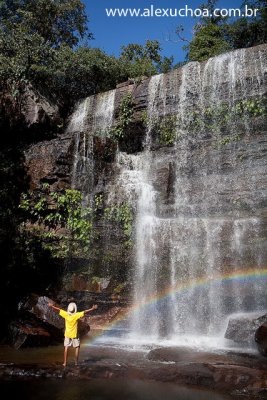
[1,346,267,398]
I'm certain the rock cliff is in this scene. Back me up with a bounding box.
[23,44,267,338]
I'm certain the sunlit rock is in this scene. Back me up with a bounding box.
[224,312,267,346]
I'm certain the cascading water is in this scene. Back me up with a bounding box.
[67,46,267,347]
[67,90,116,197]
[123,48,266,344]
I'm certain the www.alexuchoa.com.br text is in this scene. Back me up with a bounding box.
[105,5,258,18]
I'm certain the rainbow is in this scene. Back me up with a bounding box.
[87,267,267,342]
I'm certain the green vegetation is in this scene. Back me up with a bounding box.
[157,116,177,146]
[183,97,266,135]
[182,0,267,62]
[0,0,92,103]
[120,40,174,77]
[110,93,134,140]
[19,187,94,259]
[19,187,134,259]
[0,149,61,318]
[141,113,177,146]
[104,202,134,246]
[216,134,240,147]
[183,0,231,62]
[1,0,267,329]
[0,3,173,108]
[1,0,267,109]
[226,0,267,50]
[0,0,90,48]
[234,98,266,117]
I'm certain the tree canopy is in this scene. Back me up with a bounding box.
[120,40,174,77]
[184,0,267,62]
[0,0,91,48]
[226,0,267,50]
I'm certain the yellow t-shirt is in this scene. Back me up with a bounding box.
[59,310,85,338]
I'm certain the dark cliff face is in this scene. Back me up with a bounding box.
[23,44,267,321]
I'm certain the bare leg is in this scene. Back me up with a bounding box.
[63,346,68,367]
[75,346,80,366]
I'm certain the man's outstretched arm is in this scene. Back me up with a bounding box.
[48,303,61,312]
[84,304,98,314]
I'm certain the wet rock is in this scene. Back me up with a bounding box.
[21,44,267,289]
[224,312,267,345]
[147,347,214,362]
[8,317,62,349]
[93,137,117,163]
[117,121,145,154]
[1,346,267,398]
[18,294,64,330]
[10,294,90,348]
[255,323,267,356]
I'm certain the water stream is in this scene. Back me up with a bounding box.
[67,47,267,347]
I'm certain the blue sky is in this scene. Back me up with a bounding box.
[84,0,244,62]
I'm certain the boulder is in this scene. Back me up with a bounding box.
[224,312,267,345]
[21,85,61,128]
[9,294,90,348]
[255,323,267,356]
[18,294,64,330]
[8,317,63,349]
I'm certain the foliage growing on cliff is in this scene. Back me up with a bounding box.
[157,116,177,146]
[141,112,177,146]
[110,93,134,140]
[104,202,134,247]
[20,187,94,259]
[183,97,266,135]
[19,187,134,260]
[0,148,61,322]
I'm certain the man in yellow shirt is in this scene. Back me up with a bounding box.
[48,301,97,367]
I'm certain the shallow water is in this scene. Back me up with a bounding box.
[0,336,259,400]
[0,378,239,400]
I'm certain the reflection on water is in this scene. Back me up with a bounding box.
[0,379,237,400]
[0,342,251,400]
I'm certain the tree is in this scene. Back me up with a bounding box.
[184,0,231,61]
[120,40,174,77]
[0,0,92,104]
[226,1,267,49]
[0,0,129,105]
[42,45,129,101]
[183,0,267,62]
[186,24,231,61]
[158,56,174,73]
[0,0,91,48]
[120,40,160,77]
[0,23,54,95]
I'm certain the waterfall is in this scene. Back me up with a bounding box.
[127,47,267,343]
[67,46,267,346]
[67,90,116,197]
[93,90,116,134]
